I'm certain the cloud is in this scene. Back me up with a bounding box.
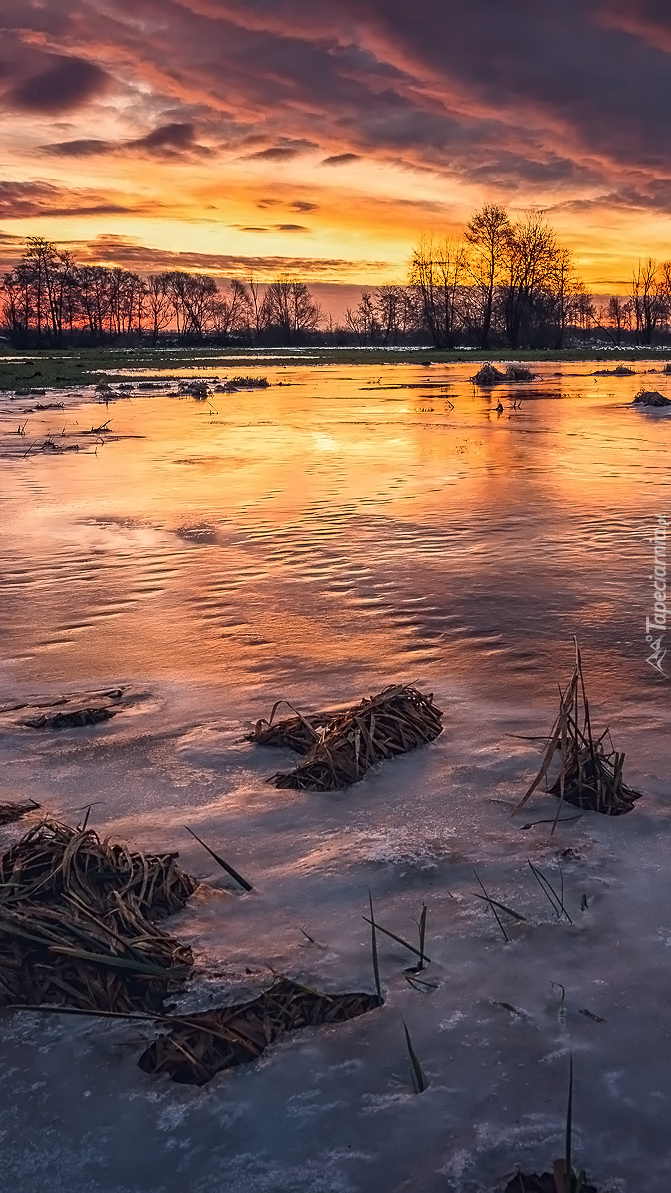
[133,122,212,156]
[6,55,110,115]
[43,139,114,157]
[66,234,390,279]
[246,146,302,161]
[0,180,148,220]
[233,223,310,232]
[6,0,671,281]
[42,122,211,160]
[322,153,362,166]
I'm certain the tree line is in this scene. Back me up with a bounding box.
[4,213,671,349]
[347,207,671,350]
[0,238,322,348]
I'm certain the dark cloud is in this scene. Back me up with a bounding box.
[68,234,390,278]
[322,153,361,166]
[42,122,211,160]
[0,180,145,220]
[246,146,301,161]
[137,122,195,150]
[290,200,318,212]
[132,122,212,156]
[5,1,671,224]
[245,137,318,161]
[233,223,310,232]
[6,55,110,114]
[43,139,114,157]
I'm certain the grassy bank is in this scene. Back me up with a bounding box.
[1,344,671,391]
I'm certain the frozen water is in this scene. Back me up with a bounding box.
[0,361,670,1191]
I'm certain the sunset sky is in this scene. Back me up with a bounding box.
[3,1,671,299]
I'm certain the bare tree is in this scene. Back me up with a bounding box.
[409,234,468,347]
[146,275,172,344]
[262,277,322,344]
[211,279,252,339]
[631,258,667,345]
[345,290,380,345]
[501,212,560,348]
[465,204,512,348]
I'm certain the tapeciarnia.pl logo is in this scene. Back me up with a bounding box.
[646,514,668,676]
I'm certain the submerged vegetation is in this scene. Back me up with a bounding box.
[138,978,382,1086]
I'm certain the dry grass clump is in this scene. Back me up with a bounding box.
[247,685,443,791]
[179,380,210,398]
[0,800,40,825]
[473,363,506,385]
[138,976,381,1085]
[516,642,642,821]
[631,389,671,407]
[246,701,344,754]
[505,364,534,381]
[22,707,116,729]
[226,375,269,389]
[505,1171,597,1192]
[472,363,534,385]
[0,820,197,1013]
[593,364,635,376]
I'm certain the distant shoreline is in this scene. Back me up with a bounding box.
[2,344,671,392]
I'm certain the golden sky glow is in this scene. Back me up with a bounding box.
[2,1,671,295]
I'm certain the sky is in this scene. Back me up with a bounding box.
[2,0,671,297]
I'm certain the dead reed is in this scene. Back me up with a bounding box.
[402,1020,429,1093]
[138,976,382,1085]
[0,799,40,826]
[22,707,116,729]
[473,363,505,385]
[247,685,443,791]
[631,389,671,407]
[515,642,642,821]
[505,364,534,381]
[505,1059,597,1192]
[0,820,197,1013]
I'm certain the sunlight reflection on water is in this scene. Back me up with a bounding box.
[1,359,669,707]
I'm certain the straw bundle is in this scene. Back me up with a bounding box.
[516,643,642,821]
[138,977,381,1085]
[248,685,443,791]
[0,821,197,1012]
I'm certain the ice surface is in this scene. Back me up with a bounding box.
[0,362,670,1191]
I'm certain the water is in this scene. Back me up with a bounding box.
[1,361,670,1192]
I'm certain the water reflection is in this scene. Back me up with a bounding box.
[1,360,669,707]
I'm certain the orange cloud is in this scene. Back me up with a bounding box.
[1,1,671,290]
